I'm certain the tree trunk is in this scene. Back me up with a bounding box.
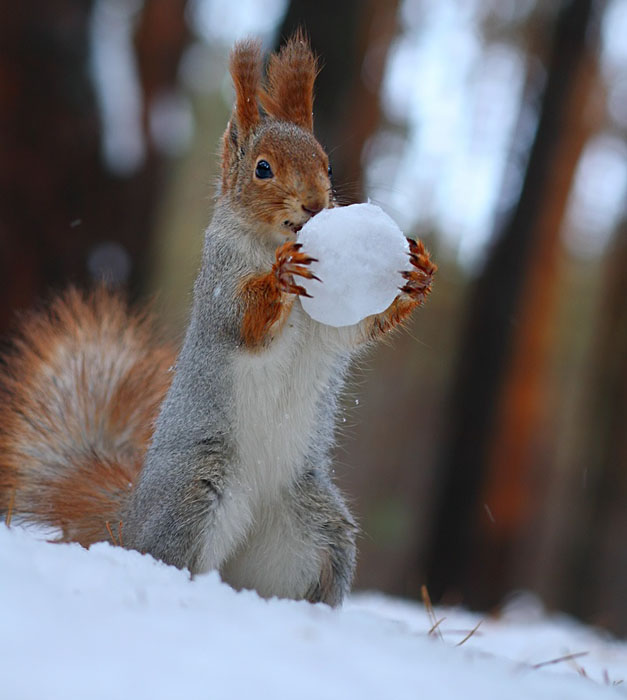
[0,0,189,336]
[473,27,599,609]
[566,219,627,634]
[423,0,597,608]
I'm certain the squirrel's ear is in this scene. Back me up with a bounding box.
[229,38,262,137]
[259,30,319,132]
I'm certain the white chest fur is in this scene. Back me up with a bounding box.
[231,303,337,500]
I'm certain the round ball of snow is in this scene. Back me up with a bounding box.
[298,203,410,327]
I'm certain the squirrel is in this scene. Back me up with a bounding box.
[0,33,435,606]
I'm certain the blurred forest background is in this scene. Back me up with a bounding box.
[2,0,627,634]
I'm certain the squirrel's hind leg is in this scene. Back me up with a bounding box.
[297,470,358,606]
[220,469,357,606]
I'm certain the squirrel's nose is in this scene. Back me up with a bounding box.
[302,203,324,217]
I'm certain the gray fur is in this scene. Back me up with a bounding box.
[124,201,364,605]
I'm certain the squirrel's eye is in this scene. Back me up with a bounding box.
[255,160,273,179]
[327,164,333,179]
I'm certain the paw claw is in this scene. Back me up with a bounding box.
[273,241,318,297]
[399,238,436,302]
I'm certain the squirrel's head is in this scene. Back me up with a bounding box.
[220,32,332,243]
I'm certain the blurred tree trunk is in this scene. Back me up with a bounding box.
[566,219,627,634]
[0,0,188,337]
[474,28,600,608]
[134,0,189,155]
[423,0,598,608]
[276,0,399,203]
[0,0,96,332]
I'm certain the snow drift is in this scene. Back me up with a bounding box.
[1,525,625,700]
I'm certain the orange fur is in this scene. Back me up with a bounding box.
[369,296,419,337]
[0,288,176,545]
[234,128,330,237]
[229,38,262,136]
[260,29,319,131]
[220,33,330,235]
[239,272,288,349]
[239,240,318,348]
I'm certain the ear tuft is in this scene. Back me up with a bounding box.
[259,29,319,131]
[230,38,263,135]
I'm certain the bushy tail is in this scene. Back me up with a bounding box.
[0,288,176,546]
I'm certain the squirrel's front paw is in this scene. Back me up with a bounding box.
[273,241,319,297]
[399,238,436,304]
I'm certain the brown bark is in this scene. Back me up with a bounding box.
[423,0,598,608]
[0,1,189,336]
[134,0,190,153]
[0,1,98,331]
[474,42,598,606]
[566,220,627,633]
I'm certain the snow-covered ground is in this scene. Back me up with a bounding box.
[1,524,626,699]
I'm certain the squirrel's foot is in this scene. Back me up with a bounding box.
[399,238,436,305]
[273,241,319,297]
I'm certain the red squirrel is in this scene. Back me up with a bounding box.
[0,33,435,606]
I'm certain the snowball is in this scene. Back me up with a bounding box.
[298,203,411,327]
